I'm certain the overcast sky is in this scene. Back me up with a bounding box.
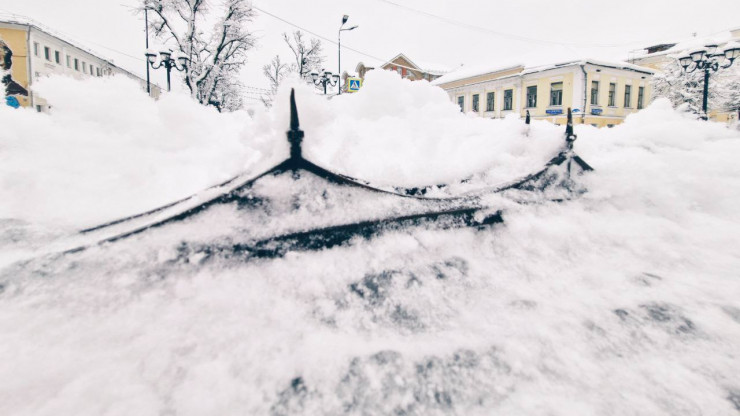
[3,0,739,103]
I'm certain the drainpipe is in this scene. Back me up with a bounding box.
[579,64,587,124]
[26,25,34,109]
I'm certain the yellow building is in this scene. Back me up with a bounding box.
[355,53,450,83]
[1,14,160,112]
[433,60,654,127]
[629,27,740,124]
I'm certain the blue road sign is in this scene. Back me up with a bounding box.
[347,78,362,92]
[6,96,20,108]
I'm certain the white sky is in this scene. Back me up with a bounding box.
[2,0,739,104]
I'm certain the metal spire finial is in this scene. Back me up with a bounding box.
[287,88,304,161]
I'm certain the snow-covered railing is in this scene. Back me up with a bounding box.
[71,90,593,260]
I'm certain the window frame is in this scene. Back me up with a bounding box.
[637,86,644,109]
[472,93,480,112]
[549,82,563,106]
[54,50,61,64]
[74,58,79,71]
[503,89,513,111]
[44,46,51,61]
[486,92,495,112]
[608,83,616,107]
[457,95,465,112]
[33,42,39,56]
[624,85,632,108]
[526,85,537,108]
[590,80,599,106]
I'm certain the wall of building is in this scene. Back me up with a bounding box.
[0,24,31,108]
[439,62,653,128]
[2,21,160,112]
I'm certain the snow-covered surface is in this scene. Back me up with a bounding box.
[2,69,740,415]
[382,53,452,76]
[631,29,740,60]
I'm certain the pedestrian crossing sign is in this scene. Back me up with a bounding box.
[347,77,362,92]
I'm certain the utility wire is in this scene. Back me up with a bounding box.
[253,5,391,67]
[373,0,643,48]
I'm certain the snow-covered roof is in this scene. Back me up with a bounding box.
[432,55,654,87]
[381,53,452,76]
[631,29,739,60]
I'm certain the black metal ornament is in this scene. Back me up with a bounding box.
[74,90,593,260]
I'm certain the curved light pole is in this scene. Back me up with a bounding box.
[311,70,340,95]
[678,42,740,120]
[145,49,189,92]
[338,14,358,95]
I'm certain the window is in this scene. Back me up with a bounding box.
[82,62,87,72]
[90,65,94,75]
[504,89,513,110]
[590,81,599,105]
[608,83,616,106]
[486,92,495,111]
[526,85,537,108]
[472,94,480,112]
[96,67,101,77]
[624,85,632,108]
[457,96,464,112]
[74,58,79,71]
[54,50,61,64]
[607,124,615,128]
[36,105,42,112]
[66,55,71,68]
[637,86,644,109]
[33,42,39,56]
[550,82,563,106]
[44,46,51,61]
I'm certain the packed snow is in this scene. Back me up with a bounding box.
[1,70,740,415]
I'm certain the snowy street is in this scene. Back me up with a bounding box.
[1,69,740,414]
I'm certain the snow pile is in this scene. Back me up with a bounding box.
[1,71,562,230]
[0,75,267,228]
[1,72,740,414]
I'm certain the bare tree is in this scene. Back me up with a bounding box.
[283,31,324,80]
[142,0,256,111]
[261,55,292,107]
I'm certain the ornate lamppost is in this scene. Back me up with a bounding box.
[678,42,740,120]
[145,49,189,92]
[310,70,340,95]
[338,14,358,95]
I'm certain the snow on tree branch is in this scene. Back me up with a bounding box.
[141,0,255,111]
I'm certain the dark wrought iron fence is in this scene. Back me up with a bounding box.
[73,90,593,260]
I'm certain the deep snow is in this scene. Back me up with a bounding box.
[1,70,740,415]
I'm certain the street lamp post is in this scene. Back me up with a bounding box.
[338,15,358,95]
[678,42,740,120]
[145,49,189,92]
[311,70,340,95]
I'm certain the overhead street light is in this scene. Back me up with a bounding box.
[338,14,359,95]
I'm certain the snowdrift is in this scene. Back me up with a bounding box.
[1,71,740,415]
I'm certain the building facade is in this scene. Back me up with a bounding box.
[1,15,160,112]
[434,60,654,128]
[355,53,449,83]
